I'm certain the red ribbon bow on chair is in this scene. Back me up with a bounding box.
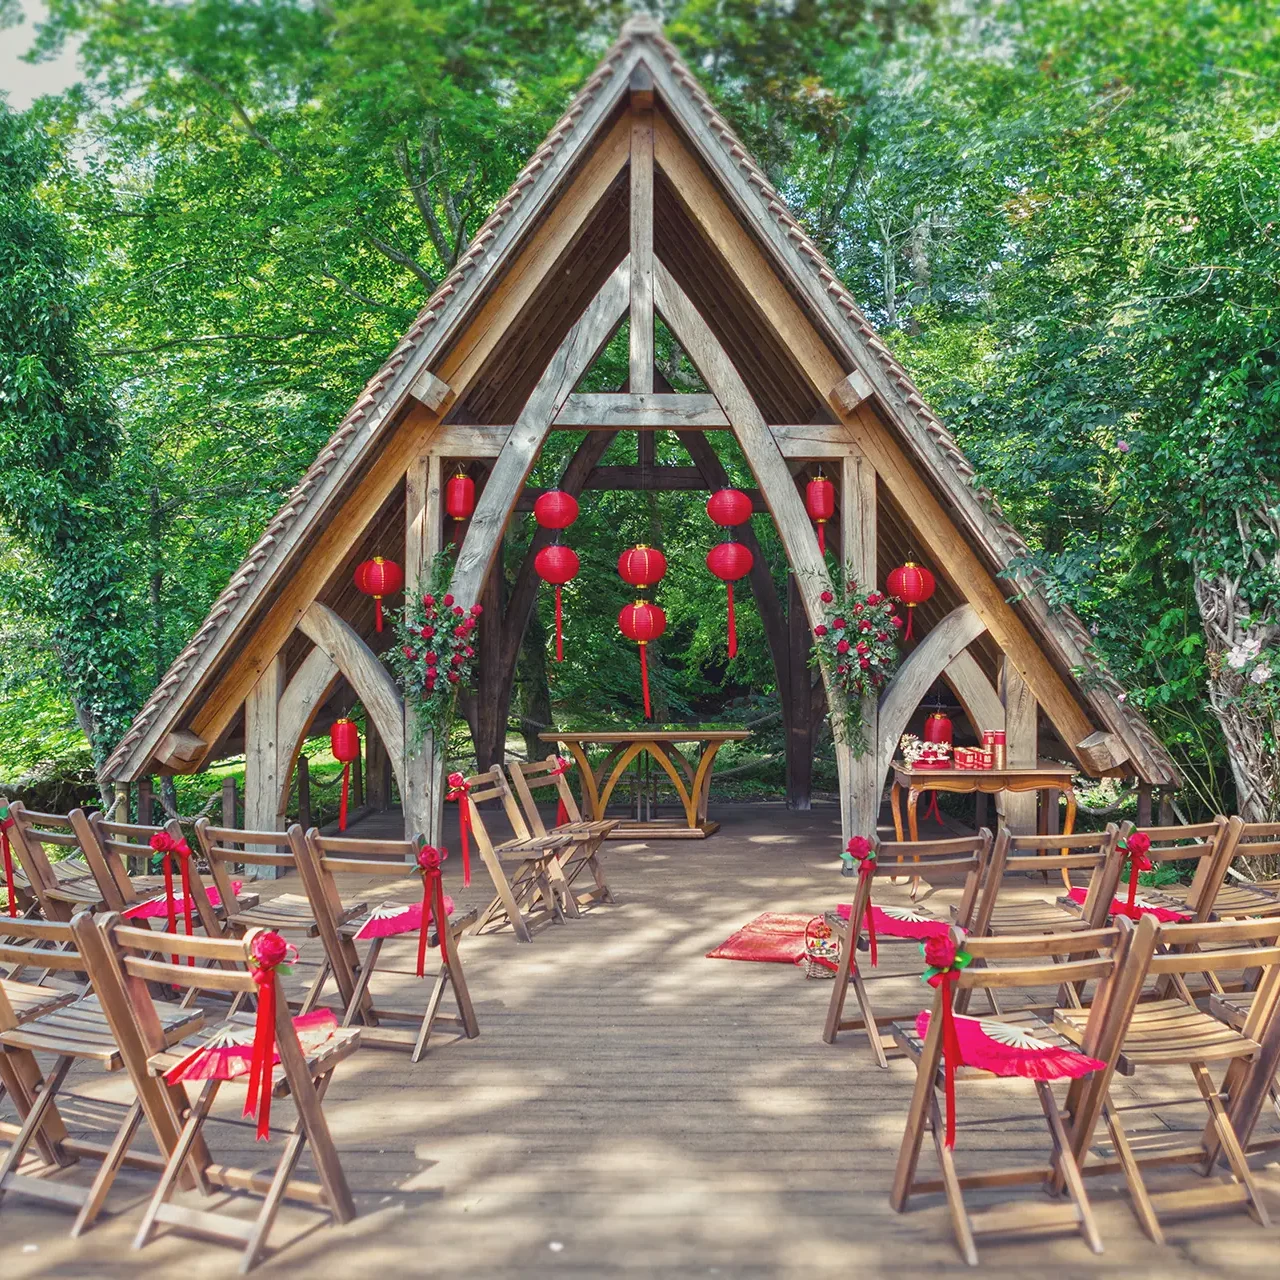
[415,844,450,978]
[149,831,196,965]
[244,930,298,1141]
[1120,832,1153,917]
[845,836,878,967]
[1,801,16,918]
[445,773,471,886]
[920,930,973,1148]
[548,756,574,828]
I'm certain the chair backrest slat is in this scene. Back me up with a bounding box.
[507,756,581,837]
[464,766,534,852]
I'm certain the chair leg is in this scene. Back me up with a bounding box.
[1192,1062,1270,1227]
[446,927,480,1040]
[0,1055,75,1198]
[286,1068,355,1226]
[483,860,533,942]
[547,853,581,920]
[1036,1081,1102,1255]
[412,969,450,1063]
[851,969,890,1070]
[1103,1097,1164,1244]
[341,938,383,1030]
[239,1103,316,1273]
[822,930,854,1045]
[134,1079,221,1251]
[928,1093,979,1266]
[0,1048,66,1167]
[70,1098,144,1237]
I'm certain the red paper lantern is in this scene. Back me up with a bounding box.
[330,718,360,831]
[887,561,936,640]
[923,712,953,745]
[617,544,667,590]
[445,471,476,522]
[534,544,579,664]
[618,600,666,720]
[353,557,404,633]
[805,471,835,554]
[534,489,579,530]
[706,541,753,658]
[706,488,753,528]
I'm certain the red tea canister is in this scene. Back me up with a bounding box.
[991,730,1007,769]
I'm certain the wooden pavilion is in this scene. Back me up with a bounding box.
[100,15,1177,844]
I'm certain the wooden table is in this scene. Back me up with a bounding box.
[890,763,1078,889]
[540,730,750,839]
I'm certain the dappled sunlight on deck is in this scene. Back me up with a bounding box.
[2,802,1278,1278]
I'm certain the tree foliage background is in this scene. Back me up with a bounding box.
[0,0,1277,817]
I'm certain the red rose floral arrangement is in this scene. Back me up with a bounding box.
[810,574,903,754]
[392,550,482,743]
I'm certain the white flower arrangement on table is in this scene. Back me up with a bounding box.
[898,733,952,769]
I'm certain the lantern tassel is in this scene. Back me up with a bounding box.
[639,642,652,720]
[374,596,384,633]
[817,522,826,555]
[554,584,564,663]
[905,606,914,641]
[339,763,350,832]
[726,583,737,659]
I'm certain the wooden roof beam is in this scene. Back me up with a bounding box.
[554,392,727,428]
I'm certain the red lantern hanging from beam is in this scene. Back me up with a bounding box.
[354,557,404,633]
[706,541,753,658]
[887,561,936,640]
[534,489,579,530]
[706,488,753,528]
[805,471,835,554]
[617,544,667,590]
[534,544,579,663]
[330,718,360,832]
[445,470,476,526]
[618,601,666,720]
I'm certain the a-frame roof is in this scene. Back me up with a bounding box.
[103,15,1177,786]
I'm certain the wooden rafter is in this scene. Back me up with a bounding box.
[552,392,727,428]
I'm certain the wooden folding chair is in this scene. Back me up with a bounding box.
[303,830,479,1060]
[1103,818,1234,923]
[1055,913,1280,1243]
[889,927,1124,1265]
[94,914,360,1271]
[1197,816,1280,918]
[0,915,203,1236]
[5,804,118,920]
[191,819,366,1015]
[84,810,258,919]
[822,832,991,1062]
[466,766,574,942]
[507,755,617,917]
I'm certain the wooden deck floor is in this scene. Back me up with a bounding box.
[4,802,1279,1277]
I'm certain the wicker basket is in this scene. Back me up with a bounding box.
[803,915,840,979]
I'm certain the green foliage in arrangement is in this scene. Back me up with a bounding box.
[0,0,1276,816]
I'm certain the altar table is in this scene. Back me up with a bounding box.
[539,730,750,839]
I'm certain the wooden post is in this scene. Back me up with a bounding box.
[404,455,443,843]
[296,755,312,832]
[221,776,238,829]
[629,98,655,394]
[113,782,130,823]
[842,451,879,838]
[785,574,813,810]
[366,728,389,810]
[999,658,1038,835]
[1158,787,1176,827]
[350,743,363,809]
[136,778,154,827]
[244,654,286,852]
[1136,781,1153,828]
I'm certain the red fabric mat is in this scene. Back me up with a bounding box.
[706,912,812,963]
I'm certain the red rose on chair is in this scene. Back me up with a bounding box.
[1123,831,1152,861]
[417,844,447,873]
[847,835,872,859]
[251,930,292,972]
[923,932,960,972]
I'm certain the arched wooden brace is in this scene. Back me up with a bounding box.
[298,601,407,797]
[272,645,342,816]
[943,649,1005,741]
[876,604,987,788]
[448,258,632,608]
[650,262,860,839]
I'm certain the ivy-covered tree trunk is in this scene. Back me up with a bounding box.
[1195,529,1280,823]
